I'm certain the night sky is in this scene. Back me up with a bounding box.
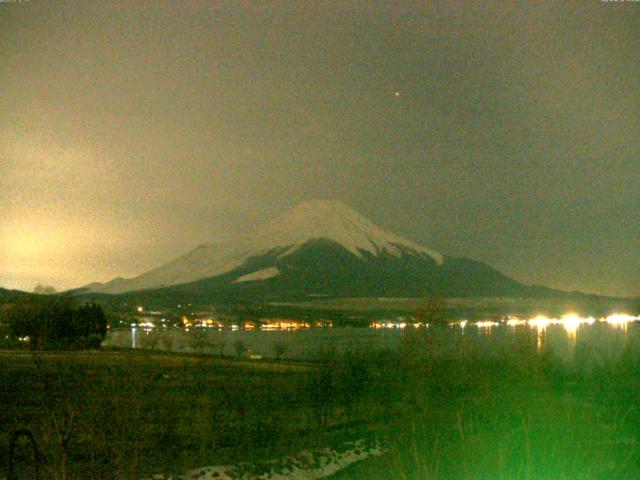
[1,1,638,296]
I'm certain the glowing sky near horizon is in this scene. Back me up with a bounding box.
[1,1,638,296]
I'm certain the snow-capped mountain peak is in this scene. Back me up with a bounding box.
[252,199,443,263]
[83,200,443,294]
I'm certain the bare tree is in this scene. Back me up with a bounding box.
[189,328,210,354]
[158,330,175,351]
[234,340,246,359]
[412,294,448,325]
[138,330,160,350]
[272,341,287,361]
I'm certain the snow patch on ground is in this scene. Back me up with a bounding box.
[234,267,280,283]
[139,438,385,480]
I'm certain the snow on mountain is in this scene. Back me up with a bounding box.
[84,200,444,294]
[234,267,281,283]
[254,200,443,263]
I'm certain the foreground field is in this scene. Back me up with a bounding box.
[2,333,640,479]
[0,350,325,479]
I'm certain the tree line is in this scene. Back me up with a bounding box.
[0,295,107,350]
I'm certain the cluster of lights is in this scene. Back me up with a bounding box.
[260,320,312,331]
[368,313,639,332]
[193,319,224,329]
[506,318,527,327]
[506,313,639,331]
[475,321,500,329]
[371,321,407,329]
[370,321,430,329]
[133,304,332,332]
[605,313,638,326]
[129,310,639,334]
[520,314,596,331]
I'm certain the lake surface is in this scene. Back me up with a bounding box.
[103,313,640,366]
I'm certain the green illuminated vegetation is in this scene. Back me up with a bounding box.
[334,338,640,479]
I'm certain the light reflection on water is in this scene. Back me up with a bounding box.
[104,313,640,364]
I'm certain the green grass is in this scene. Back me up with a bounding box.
[329,344,640,479]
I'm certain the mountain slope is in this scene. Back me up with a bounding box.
[0,287,31,301]
[154,239,526,301]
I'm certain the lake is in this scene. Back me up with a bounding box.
[103,313,640,366]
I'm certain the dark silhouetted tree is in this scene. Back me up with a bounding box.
[234,340,246,358]
[33,283,57,295]
[272,341,287,360]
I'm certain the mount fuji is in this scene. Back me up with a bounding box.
[81,200,530,301]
